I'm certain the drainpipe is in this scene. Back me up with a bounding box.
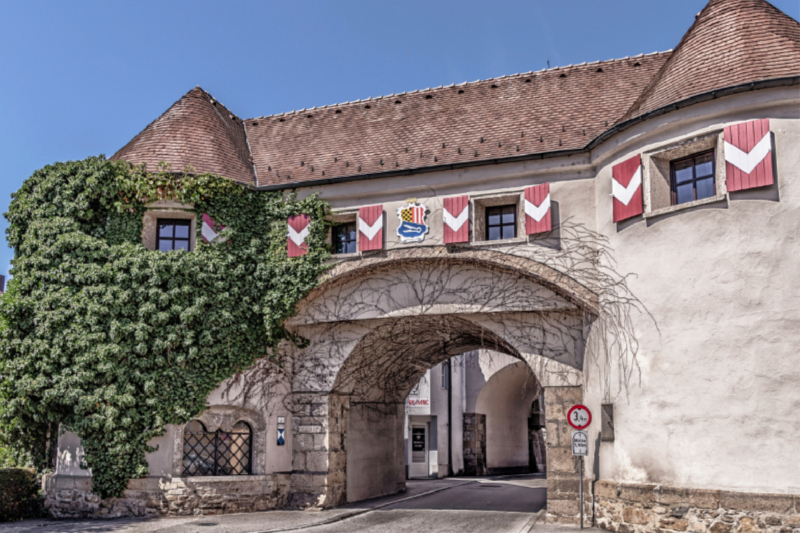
[447,357,453,477]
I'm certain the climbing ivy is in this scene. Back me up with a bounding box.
[0,156,331,498]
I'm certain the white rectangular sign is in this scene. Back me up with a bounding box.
[572,430,589,456]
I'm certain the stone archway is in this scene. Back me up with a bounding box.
[284,248,593,522]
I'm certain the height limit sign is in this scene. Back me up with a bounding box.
[568,404,591,456]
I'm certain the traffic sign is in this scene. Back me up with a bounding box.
[572,430,589,456]
[567,404,592,430]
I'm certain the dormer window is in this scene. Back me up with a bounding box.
[157,219,191,251]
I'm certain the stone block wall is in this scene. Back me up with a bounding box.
[595,481,800,533]
[288,392,348,509]
[43,473,291,518]
[544,386,591,526]
[462,413,486,476]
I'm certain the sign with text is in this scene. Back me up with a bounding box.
[572,430,589,456]
[406,370,431,415]
[567,404,592,430]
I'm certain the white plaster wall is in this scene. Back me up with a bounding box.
[205,377,294,474]
[475,360,540,470]
[346,403,405,502]
[583,93,800,494]
[56,426,175,478]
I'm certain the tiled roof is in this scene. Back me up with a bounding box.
[111,87,256,185]
[247,54,669,187]
[621,0,800,120]
[111,0,799,189]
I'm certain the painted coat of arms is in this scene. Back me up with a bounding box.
[396,200,430,243]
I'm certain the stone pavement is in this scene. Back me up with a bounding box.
[0,475,597,533]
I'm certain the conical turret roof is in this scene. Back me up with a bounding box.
[621,0,800,121]
[111,87,256,185]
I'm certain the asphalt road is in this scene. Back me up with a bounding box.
[0,475,591,533]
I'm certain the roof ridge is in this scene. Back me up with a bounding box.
[244,50,673,121]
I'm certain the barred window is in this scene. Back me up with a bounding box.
[182,420,253,476]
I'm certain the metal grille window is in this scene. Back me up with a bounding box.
[182,420,253,476]
[670,151,716,206]
[157,219,191,251]
[333,221,357,254]
[486,205,516,241]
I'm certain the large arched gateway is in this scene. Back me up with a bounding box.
[43,0,800,529]
[283,248,593,511]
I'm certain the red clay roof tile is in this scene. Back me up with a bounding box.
[247,54,669,187]
[111,87,255,185]
[621,0,800,120]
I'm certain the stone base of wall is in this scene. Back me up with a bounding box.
[463,413,486,476]
[43,473,291,519]
[595,481,800,533]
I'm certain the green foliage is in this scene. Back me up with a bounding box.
[0,468,44,522]
[0,157,331,498]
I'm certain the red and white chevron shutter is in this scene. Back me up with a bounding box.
[443,195,469,244]
[724,119,773,192]
[201,213,226,243]
[524,183,551,235]
[611,154,643,223]
[358,205,383,251]
[287,214,311,258]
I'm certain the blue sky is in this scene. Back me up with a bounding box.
[1,0,798,282]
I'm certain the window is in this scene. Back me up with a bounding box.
[486,205,516,240]
[441,360,450,390]
[671,151,715,206]
[333,221,357,254]
[157,219,191,251]
[182,420,252,476]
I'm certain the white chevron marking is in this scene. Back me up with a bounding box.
[524,194,551,222]
[359,217,382,240]
[201,221,218,242]
[724,134,771,174]
[287,224,309,247]
[611,166,642,206]
[443,205,468,231]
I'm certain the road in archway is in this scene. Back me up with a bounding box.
[308,475,548,533]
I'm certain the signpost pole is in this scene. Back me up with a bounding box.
[567,404,591,530]
[579,457,583,529]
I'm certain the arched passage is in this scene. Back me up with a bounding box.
[474,359,541,475]
[285,250,594,510]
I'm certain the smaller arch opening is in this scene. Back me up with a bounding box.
[425,94,433,99]
[458,89,465,94]
[633,62,641,67]
[364,105,371,109]
[279,118,285,122]
[335,109,342,114]
[525,79,531,83]
[307,114,313,118]
[395,100,402,104]
[559,73,567,78]
[596,68,603,73]
[491,84,498,88]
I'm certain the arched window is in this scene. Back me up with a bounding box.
[182,420,253,476]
